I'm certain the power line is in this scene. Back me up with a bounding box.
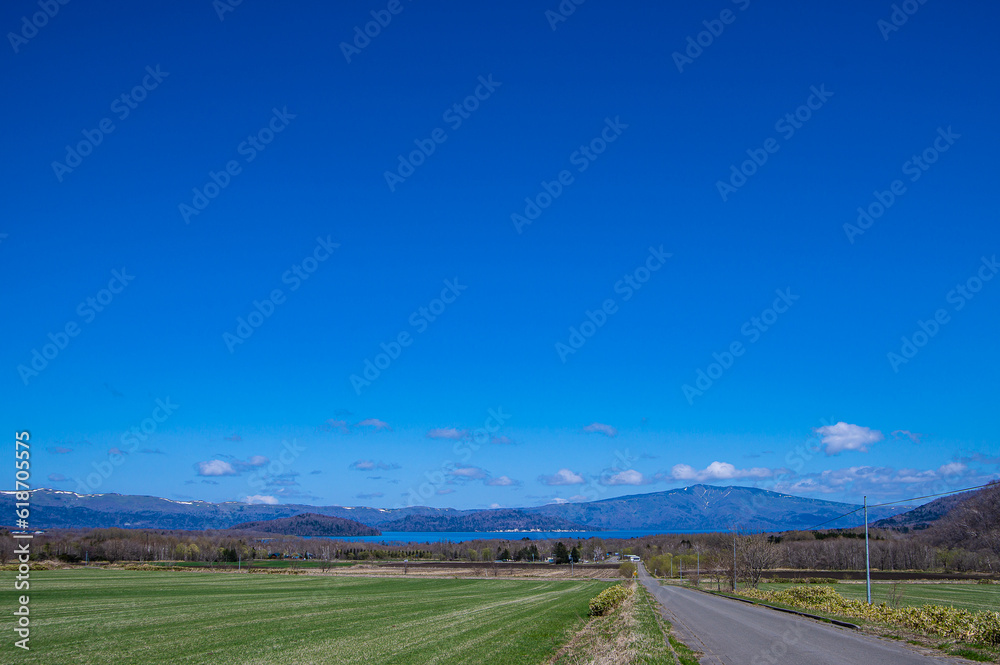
[800,481,995,532]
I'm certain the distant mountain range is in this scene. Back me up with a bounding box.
[231,513,381,537]
[0,485,915,534]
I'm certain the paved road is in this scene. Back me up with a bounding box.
[637,564,966,665]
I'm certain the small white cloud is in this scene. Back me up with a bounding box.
[603,469,647,486]
[486,475,517,486]
[450,466,488,479]
[426,427,468,440]
[583,422,617,437]
[245,495,279,505]
[815,422,883,455]
[539,468,585,486]
[197,460,237,476]
[938,462,966,477]
[357,418,392,431]
[350,460,376,471]
[491,435,513,445]
[892,430,922,444]
[670,461,772,482]
[324,419,350,433]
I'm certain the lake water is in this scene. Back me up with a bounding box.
[319,530,710,544]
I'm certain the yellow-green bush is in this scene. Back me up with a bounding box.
[589,583,634,616]
[740,585,1000,646]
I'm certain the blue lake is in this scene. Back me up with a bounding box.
[318,530,711,544]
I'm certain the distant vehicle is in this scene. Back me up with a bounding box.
[626,555,641,562]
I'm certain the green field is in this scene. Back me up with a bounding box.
[756,581,1000,613]
[148,560,357,569]
[0,569,610,664]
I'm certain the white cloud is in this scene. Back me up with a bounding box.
[197,460,237,476]
[426,427,467,440]
[245,495,279,505]
[357,418,392,431]
[891,430,922,444]
[324,419,350,433]
[815,422,883,455]
[583,422,617,437]
[670,461,772,482]
[450,466,488,479]
[539,468,585,486]
[486,475,517,486]
[350,459,400,471]
[603,469,648,486]
[938,462,967,477]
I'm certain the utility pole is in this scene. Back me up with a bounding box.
[732,528,737,592]
[864,495,872,604]
[697,549,700,586]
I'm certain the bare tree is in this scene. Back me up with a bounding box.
[738,531,779,589]
[0,533,12,565]
[951,482,1000,558]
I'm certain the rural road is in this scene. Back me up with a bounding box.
[637,564,966,665]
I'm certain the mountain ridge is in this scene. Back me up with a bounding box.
[0,484,911,533]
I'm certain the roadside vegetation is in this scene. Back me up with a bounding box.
[553,582,697,665]
[729,584,1000,663]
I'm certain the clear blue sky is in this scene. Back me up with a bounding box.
[2,0,997,510]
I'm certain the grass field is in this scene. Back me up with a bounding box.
[756,581,1000,613]
[148,560,357,569]
[0,569,611,664]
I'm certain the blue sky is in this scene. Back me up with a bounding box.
[2,0,998,511]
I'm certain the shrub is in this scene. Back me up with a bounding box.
[589,583,634,616]
[618,562,637,578]
[740,585,1000,646]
